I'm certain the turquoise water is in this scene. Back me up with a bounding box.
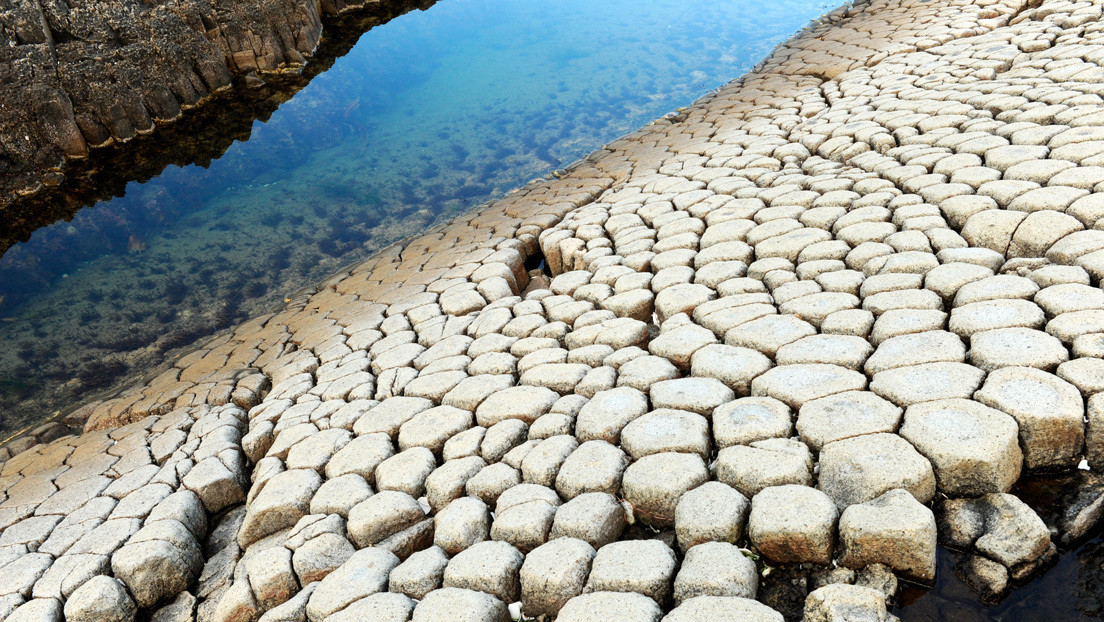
[0,0,839,433]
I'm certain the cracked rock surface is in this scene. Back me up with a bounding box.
[3,0,1104,618]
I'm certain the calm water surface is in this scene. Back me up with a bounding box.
[0,0,839,435]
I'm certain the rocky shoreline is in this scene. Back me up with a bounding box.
[3,0,1104,619]
[0,0,435,222]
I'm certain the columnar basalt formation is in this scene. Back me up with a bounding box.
[4,0,1104,619]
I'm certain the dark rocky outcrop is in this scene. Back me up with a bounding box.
[0,0,433,237]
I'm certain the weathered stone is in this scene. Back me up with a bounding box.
[112,523,202,608]
[180,455,246,514]
[838,489,938,582]
[426,455,486,512]
[673,542,757,604]
[347,491,426,548]
[803,584,889,622]
[975,366,1085,470]
[675,481,749,551]
[796,392,902,451]
[748,485,837,565]
[62,576,136,622]
[712,397,793,448]
[293,532,356,585]
[900,399,1022,497]
[443,540,524,603]
[690,344,772,395]
[663,596,784,622]
[375,447,436,498]
[575,388,649,444]
[585,540,677,604]
[389,545,449,601]
[520,537,596,618]
[310,473,373,518]
[650,378,736,416]
[550,492,627,549]
[621,410,710,460]
[150,591,196,622]
[715,441,812,498]
[324,433,393,482]
[398,406,474,456]
[325,593,414,622]
[411,587,509,622]
[750,364,866,409]
[557,591,662,622]
[239,468,321,548]
[435,497,491,555]
[305,547,400,621]
[817,433,936,509]
[621,452,708,527]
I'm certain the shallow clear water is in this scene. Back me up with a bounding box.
[0,0,839,435]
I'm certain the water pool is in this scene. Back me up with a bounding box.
[0,0,838,436]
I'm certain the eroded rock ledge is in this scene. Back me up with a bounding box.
[0,0,429,209]
[3,0,1104,619]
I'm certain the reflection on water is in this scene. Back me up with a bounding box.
[0,0,839,435]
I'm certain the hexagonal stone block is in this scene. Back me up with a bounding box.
[900,399,1022,497]
[675,481,749,551]
[585,540,677,604]
[672,542,757,604]
[434,497,491,555]
[389,546,449,601]
[713,397,793,448]
[726,314,817,357]
[521,435,578,487]
[969,328,1069,372]
[870,362,986,407]
[796,391,902,451]
[715,440,813,498]
[663,596,784,622]
[306,547,400,621]
[347,490,426,548]
[475,386,559,427]
[803,584,888,622]
[817,433,936,510]
[621,453,709,527]
[575,388,650,444]
[557,591,662,622]
[411,587,509,622]
[775,334,873,371]
[550,492,627,549]
[621,410,710,460]
[750,364,866,409]
[491,498,557,553]
[748,485,837,565]
[949,300,1045,337]
[398,406,474,456]
[838,489,937,582]
[863,331,966,375]
[689,344,772,394]
[326,593,414,622]
[649,378,735,416]
[555,440,629,500]
[975,366,1085,470]
[520,537,596,618]
[443,540,524,603]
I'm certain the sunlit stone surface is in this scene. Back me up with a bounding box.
[6,0,1104,618]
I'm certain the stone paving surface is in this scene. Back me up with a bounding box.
[5,0,1104,618]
